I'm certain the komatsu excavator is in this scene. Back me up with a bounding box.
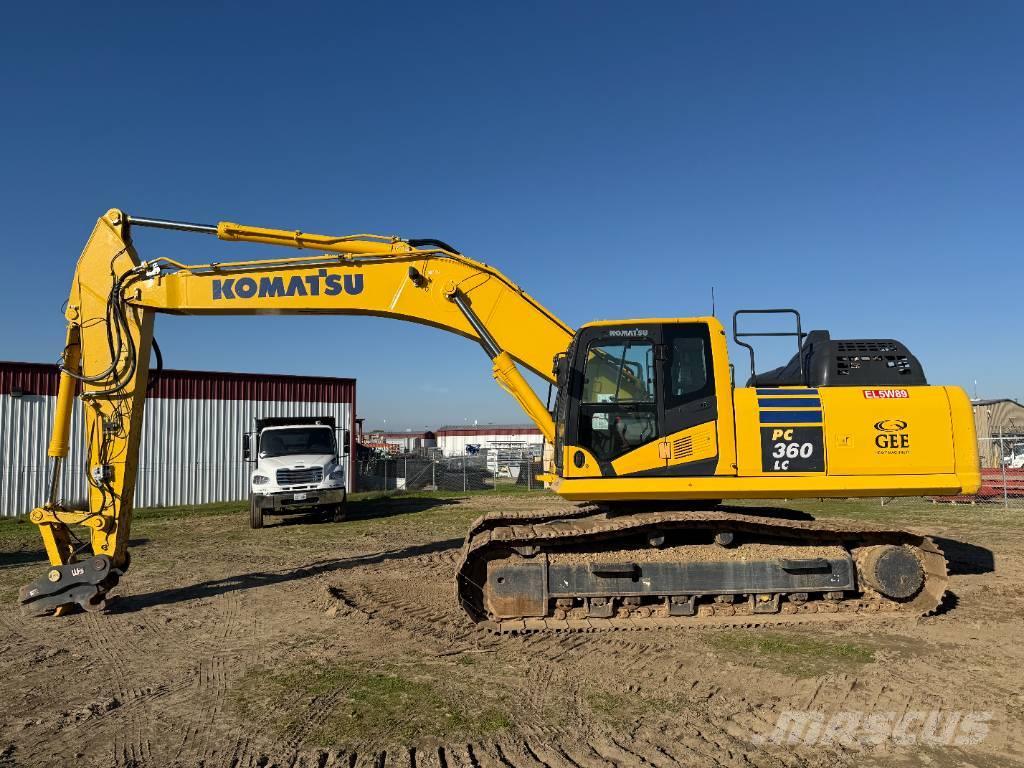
[18,210,980,630]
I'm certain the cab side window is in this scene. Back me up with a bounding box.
[664,327,714,410]
[670,336,708,398]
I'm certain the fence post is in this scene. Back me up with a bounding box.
[1000,432,1009,509]
[404,457,408,490]
[431,458,436,490]
[384,460,388,491]
[463,456,467,492]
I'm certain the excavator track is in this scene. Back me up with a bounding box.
[456,505,948,633]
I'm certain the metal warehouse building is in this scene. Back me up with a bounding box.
[363,430,437,454]
[434,424,543,457]
[974,398,1024,440]
[0,361,356,518]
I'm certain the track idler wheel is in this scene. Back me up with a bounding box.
[859,545,924,600]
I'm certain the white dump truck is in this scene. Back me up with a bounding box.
[242,416,349,529]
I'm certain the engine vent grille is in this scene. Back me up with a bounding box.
[835,341,899,354]
[672,430,713,460]
[276,467,323,485]
[835,354,913,376]
[672,436,694,459]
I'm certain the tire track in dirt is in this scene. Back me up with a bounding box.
[178,654,230,762]
[6,496,1020,768]
[217,734,852,768]
[322,541,836,765]
[169,588,247,767]
[79,610,159,768]
[641,722,765,768]
[608,734,679,767]
[7,610,189,767]
[331,549,485,649]
[517,735,586,768]
[136,550,865,768]
[275,687,351,756]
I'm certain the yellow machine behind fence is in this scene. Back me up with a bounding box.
[18,210,980,630]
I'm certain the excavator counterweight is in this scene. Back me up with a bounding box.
[18,210,980,627]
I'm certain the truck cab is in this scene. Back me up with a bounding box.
[243,417,348,529]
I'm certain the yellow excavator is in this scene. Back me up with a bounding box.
[18,210,980,629]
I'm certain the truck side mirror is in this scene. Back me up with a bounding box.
[342,429,351,456]
[242,434,251,461]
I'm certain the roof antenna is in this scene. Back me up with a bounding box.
[711,286,716,317]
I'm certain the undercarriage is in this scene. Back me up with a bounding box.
[456,505,948,632]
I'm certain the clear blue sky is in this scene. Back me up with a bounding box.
[2,3,1021,429]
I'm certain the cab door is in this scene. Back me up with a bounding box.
[561,322,720,478]
[562,326,661,477]
[661,323,717,436]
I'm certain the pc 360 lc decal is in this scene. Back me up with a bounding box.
[760,427,825,473]
[212,270,364,300]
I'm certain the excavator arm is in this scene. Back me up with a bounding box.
[19,209,573,616]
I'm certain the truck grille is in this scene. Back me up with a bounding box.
[276,467,323,485]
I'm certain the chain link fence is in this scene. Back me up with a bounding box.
[881,435,1024,509]
[368,437,1024,509]
[969,435,1024,508]
[356,447,546,493]
[14,440,1011,513]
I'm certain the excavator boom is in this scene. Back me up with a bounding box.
[20,209,571,615]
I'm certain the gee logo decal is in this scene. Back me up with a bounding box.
[212,270,364,300]
[874,419,910,452]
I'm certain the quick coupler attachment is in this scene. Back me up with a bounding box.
[18,555,122,617]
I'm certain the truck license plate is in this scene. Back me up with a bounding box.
[293,492,307,501]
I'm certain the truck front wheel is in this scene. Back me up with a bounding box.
[332,494,347,523]
[249,497,264,529]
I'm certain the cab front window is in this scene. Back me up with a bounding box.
[578,340,658,461]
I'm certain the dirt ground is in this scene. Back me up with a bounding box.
[1,491,1022,768]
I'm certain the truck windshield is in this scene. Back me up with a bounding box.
[260,428,335,458]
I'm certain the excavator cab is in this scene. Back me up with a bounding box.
[554,319,723,480]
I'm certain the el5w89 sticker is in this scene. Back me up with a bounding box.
[760,427,825,472]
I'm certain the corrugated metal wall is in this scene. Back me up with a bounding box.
[0,394,351,517]
[974,400,1024,441]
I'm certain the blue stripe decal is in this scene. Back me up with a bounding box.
[759,410,823,424]
[756,388,819,396]
[758,398,822,408]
